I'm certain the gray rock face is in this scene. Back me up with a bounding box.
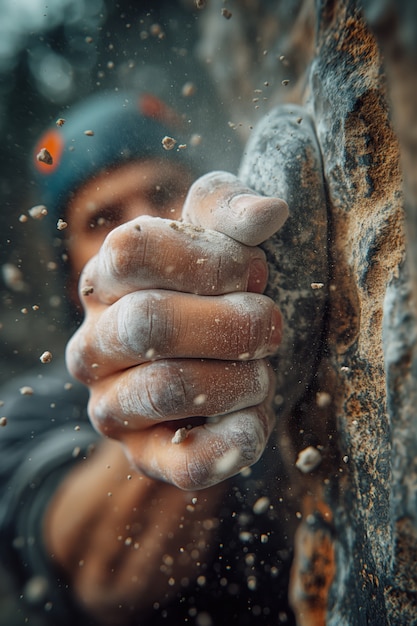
[307,2,416,624]
[383,266,417,624]
[204,0,417,623]
[239,104,328,424]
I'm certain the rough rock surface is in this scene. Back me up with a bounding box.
[239,104,328,426]
[202,0,416,623]
[308,2,408,624]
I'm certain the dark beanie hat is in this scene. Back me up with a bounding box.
[32,90,214,222]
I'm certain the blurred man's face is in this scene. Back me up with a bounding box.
[65,159,193,282]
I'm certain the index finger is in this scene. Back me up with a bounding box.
[79,216,269,305]
[182,171,289,246]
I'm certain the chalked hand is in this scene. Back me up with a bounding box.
[66,173,288,489]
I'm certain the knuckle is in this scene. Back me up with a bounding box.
[229,420,265,465]
[141,362,188,419]
[101,222,144,282]
[250,359,272,402]
[172,409,271,491]
[238,295,280,357]
[65,328,96,382]
[112,362,190,423]
[116,293,174,357]
[87,391,107,426]
[115,293,150,355]
[208,410,268,464]
[88,390,119,436]
[172,452,214,491]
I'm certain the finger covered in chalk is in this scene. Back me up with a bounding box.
[182,171,289,246]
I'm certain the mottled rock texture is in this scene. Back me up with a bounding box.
[240,104,328,429]
[309,2,408,624]
[202,0,416,624]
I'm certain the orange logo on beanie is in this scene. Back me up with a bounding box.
[33,129,64,174]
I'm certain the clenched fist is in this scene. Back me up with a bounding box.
[66,172,288,490]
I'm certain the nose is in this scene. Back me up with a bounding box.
[125,203,154,222]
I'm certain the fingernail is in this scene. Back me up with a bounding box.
[230,194,287,223]
[247,258,268,293]
[228,195,289,246]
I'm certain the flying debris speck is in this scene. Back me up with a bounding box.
[39,351,53,364]
[162,136,177,151]
[36,148,53,165]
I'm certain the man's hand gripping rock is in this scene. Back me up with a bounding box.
[66,172,289,490]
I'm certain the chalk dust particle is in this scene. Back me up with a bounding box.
[172,427,188,444]
[57,219,68,230]
[2,264,25,291]
[253,496,270,515]
[56,118,66,127]
[20,386,34,396]
[190,134,202,147]
[81,285,94,296]
[0,417,7,427]
[221,8,232,19]
[182,82,196,97]
[316,391,332,408]
[84,130,94,136]
[193,394,207,406]
[40,351,53,364]
[162,136,177,151]
[29,205,48,220]
[295,446,322,473]
[150,23,163,37]
[36,148,53,165]
[196,611,213,626]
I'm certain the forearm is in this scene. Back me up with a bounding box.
[44,438,225,625]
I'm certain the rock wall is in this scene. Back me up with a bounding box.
[308,2,409,624]
[201,0,416,623]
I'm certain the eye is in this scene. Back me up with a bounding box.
[87,205,122,231]
[149,184,172,206]
[147,181,187,215]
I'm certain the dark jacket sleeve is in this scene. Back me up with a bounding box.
[0,362,99,625]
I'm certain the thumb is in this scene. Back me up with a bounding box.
[182,171,289,246]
